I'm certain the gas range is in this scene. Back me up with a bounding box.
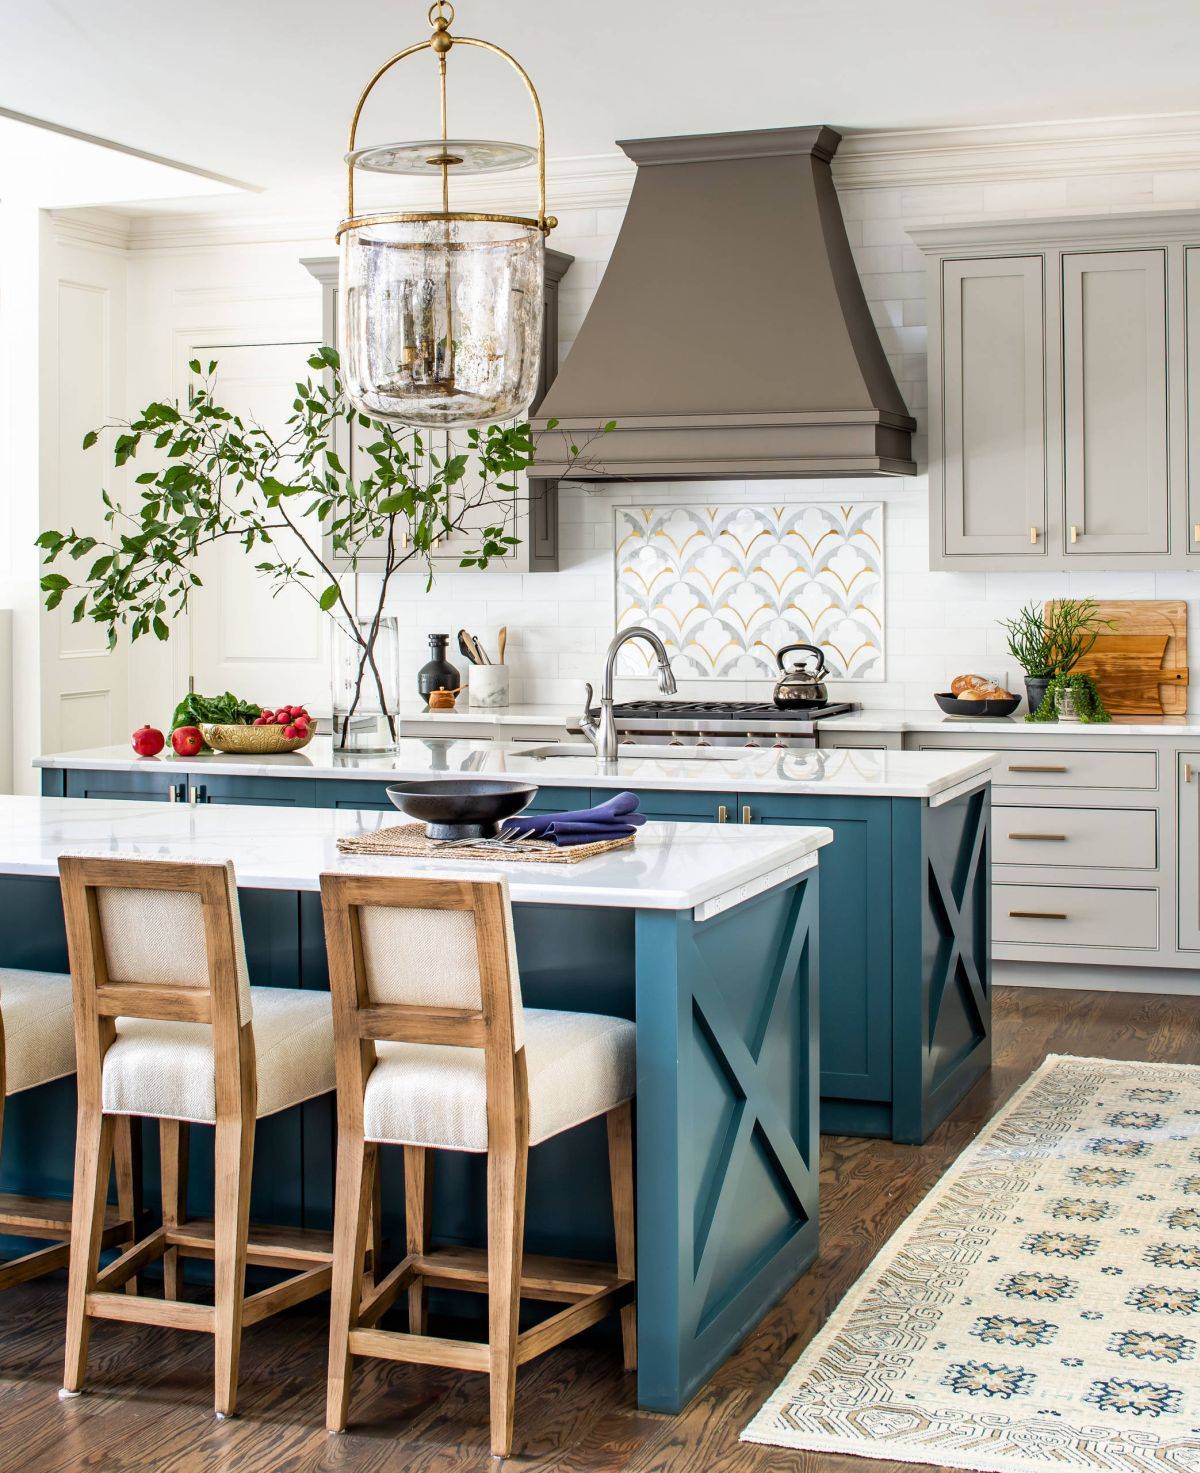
[572,699,858,749]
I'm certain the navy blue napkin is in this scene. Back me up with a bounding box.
[503,790,645,847]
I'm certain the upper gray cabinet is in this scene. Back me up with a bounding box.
[917,213,1199,571]
[1063,249,1168,556]
[938,256,1046,558]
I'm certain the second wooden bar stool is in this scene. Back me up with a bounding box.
[57,853,338,1416]
[320,871,637,1458]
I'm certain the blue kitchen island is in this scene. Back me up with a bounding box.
[0,795,828,1413]
[39,739,995,1146]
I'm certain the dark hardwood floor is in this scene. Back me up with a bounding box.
[2,984,1197,1473]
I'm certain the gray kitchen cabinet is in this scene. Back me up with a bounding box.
[937,256,1046,559]
[914,211,1200,569]
[1178,751,1200,950]
[301,249,573,573]
[1063,249,1169,556]
[1187,249,1200,554]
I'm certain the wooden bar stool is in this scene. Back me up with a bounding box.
[57,854,338,1417]
[0,968,139,1293]
[320,871,637,1459]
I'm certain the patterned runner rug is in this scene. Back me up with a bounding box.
[744,1055,1200,1472]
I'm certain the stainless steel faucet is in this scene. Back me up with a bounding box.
[579,626,677,760]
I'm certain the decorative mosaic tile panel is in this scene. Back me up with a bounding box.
[614,502,884,680]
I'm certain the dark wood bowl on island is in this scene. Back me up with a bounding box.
[386,778,538,841]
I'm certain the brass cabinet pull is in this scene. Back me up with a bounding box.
[1010,910,1068,920]
[1194,523,1200,543]
[1029,525,1039,544]
[741,805,753,824]
[1008,832,1067,841]
[717,804,729,823]
[1008,764,1067,774]
[1185,764,1195,784]
[1070,524,1080,543]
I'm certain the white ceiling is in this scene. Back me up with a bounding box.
[4,0,1200,214]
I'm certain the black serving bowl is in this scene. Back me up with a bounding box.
[934,691,1022,719]
[386,779,538,841]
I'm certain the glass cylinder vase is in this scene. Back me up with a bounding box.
[331,617,400,753]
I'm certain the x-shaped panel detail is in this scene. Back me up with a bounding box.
[926,795,988,1050]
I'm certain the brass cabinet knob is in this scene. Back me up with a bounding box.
[1069,524,1080,544]
[741,805,753,824]
[1186,763,1195,784]
[717,804,729,823]
[1029,525,1039,544]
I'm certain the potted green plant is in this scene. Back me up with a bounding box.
[1028,671,1111,724]
[36,348,610,751]
[999,598,1111,716]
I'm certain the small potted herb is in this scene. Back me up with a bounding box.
[999,598,1111,716]
[1028,671,1111,724]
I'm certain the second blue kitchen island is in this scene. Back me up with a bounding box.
[39,739,995,1147]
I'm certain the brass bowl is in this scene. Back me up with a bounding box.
[199,723,315,755]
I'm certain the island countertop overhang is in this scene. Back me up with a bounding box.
[0,796,833,914]
[34,738,995,806]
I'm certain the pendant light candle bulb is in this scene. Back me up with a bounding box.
[336,1,554,428]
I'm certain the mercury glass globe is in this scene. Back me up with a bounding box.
[339,215,545,428]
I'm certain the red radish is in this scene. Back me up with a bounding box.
[282,724,300,739]
[171,725,204,758]
[131,725,165,757]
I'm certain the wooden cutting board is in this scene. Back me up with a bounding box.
[1045,599,1189,715]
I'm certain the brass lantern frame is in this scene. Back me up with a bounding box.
[335,1,557,243]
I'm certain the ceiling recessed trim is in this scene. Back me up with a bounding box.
[97,111,1200,253]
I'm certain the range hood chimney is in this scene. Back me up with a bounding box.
[530,126,915,480]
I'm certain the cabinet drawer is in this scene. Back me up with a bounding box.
[994,805,1157,869]
[992,748,1157,791]
[996,884,1158,949]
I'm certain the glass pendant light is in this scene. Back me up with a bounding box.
[337,2,556,428]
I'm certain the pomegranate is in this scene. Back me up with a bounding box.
[171,725,204,758]
[131,725,165,758]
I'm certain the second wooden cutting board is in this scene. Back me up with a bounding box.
[1045,599,1189,716]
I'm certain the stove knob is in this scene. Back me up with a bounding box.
[668,731,685,747]
[743,732,761,748]
[773,733,788,749]
[695,735,712,748]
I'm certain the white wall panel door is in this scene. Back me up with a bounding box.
[40,250,130,755]
[179,339,327,709]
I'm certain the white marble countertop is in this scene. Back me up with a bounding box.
[824,709,1200,737]
[392,701,1200,739]
[35,739,994,803]
[0,797,832,914]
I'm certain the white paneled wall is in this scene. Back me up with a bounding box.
[96,151,1200,722]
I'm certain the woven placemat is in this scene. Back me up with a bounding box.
[337,822,636,865]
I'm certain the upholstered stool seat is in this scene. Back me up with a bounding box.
[0,968,139,1297]
[322,872,637,1459]
[58,853,338,1418]
[1,967,76,1096]
[364,1007,634,1151]
[103,987,335,1123]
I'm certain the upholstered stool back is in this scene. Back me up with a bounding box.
[352,876,524,1047]
[77,856,252,1024]
[59,855,257,1118]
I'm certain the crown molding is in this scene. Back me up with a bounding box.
[908,206,1200,254]
[103,112,1200,253]
[834,112,1200,189]
[49,207,135,253]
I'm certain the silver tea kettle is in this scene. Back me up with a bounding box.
[773,643,830,709]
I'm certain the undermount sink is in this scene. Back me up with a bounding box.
[517,743,745,762]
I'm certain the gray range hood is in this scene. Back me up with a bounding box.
[529,126,915,481]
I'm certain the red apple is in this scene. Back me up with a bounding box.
[131,724,165,757]
[171,725,204,758]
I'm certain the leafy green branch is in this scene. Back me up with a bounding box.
[36,347,612,747]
